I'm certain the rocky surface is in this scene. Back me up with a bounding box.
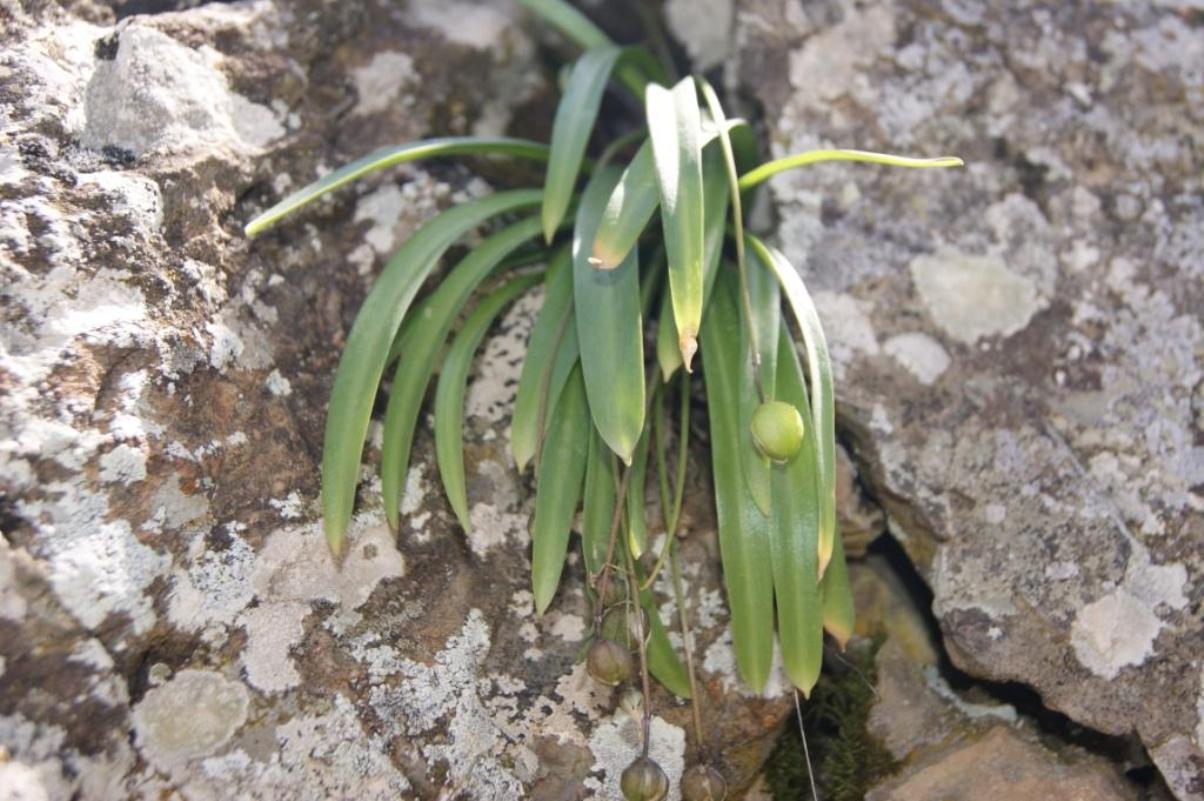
[730,1,1203,798]
[0,2,794,799]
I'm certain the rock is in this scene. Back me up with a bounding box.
[733,2,1204,797]
[867,726,1138,801]
[0,2,786,800]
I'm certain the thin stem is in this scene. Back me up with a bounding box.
[640,373,690,591]
[698,78,764,403]
[795,690,820,801]
[625,533,654,757]
[670,546,704,754]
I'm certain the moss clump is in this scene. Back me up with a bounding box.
[764,638,896,800]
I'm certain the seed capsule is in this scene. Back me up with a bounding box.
[586,638,634,686]
[620,756,670,801]
[601,603,650,650]
[681,764,728,801]
[750,400,806,463]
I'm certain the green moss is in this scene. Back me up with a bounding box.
[764,638,897,801]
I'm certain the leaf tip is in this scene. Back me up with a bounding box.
[679,330,698,372]
[589,243,621,270]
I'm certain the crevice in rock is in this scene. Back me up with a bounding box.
[789,428,1179,799]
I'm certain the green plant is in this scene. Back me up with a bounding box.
[244,0,960,793]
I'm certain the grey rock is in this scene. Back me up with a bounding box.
[733,1,1203,798]
[0,2,786,799]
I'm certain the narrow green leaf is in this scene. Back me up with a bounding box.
[770,325,823,696]
[434,273,542,531]
[738,248,781,516]
[821,519,855,649]
[738,149,964,192]
[543,46,624,242]
[514,0,647,98]
[591,120,742,271]
[580,428,616,577]
[532,366,590,616]
[646,78,705,369]
[655,145,732,382]
[511,248,572,472]
[573,167,645,463]
[321,190,540,553]
[625,426,650,557]
[380,216,544,532]
[748,235,837,577]
[700,270,775,690]
[245,138,549,237]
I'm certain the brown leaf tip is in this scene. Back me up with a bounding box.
[679,330,698,373]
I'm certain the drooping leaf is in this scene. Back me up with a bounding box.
[543,46,625,242]
[322,189,541,553]
[511,247,572,472]
[434,272,542,531]
[532,365,590,616]
[245,138,549,237]
[738,149,964,192]
[748,235,837,578]
[821,518,855,648]
[573,167,645,464]
[380,216,544,532]
[770,325,823,696]
[646,78,705,369]
[700,270,775,690]
[580,428,616,577]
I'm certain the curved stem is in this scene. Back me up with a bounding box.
[738,149,964,192]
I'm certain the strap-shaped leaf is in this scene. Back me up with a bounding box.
[655,146,731,381]
[573,167,645,463]
[748,235,837,578]
[770,325,823,696]
[543,46,624,242]
[321,189,540,553]
[646,78,705,370]
[591,120,744,272]
[515,0,648,98]
[738,149,963,192]
[739,248,781,515]
[380,216,544,532]
[700,271,775,690]
[245,138,549,236]
[580,428,616,577]
[434,273,542,531]
[532,366,590,616]
[821,518,855,648]
[511,248,572,472]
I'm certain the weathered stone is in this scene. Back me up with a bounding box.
[0,2,787,799]
[867,726,1138,801]
[733,2,1203,797]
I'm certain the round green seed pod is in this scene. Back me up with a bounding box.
[750,401,806,463]
[586,638,634,686]
[620,756,670,801]
[681,764,728,801]
[601,603,649,650]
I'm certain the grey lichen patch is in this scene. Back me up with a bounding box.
[1070,589,1162,681]
[883,332,951,385]
[132,669,250,773]
[82,24,283,158]
[909,250,1044,345]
